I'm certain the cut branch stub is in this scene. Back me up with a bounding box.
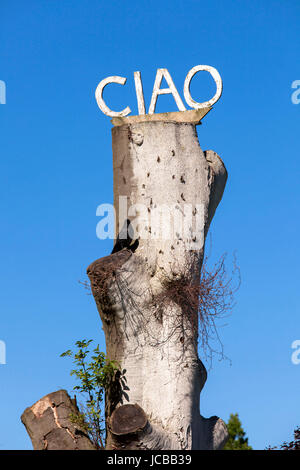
[110,404,148,436]
[108,403,179,450]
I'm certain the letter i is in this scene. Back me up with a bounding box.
[134,71,146,115]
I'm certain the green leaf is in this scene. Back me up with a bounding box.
[60,350,72,357]
[59,338,126,450]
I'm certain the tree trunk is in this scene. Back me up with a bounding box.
[21,389,96,450]
[87,120,228,450]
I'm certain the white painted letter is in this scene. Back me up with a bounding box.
[95,76,131,117]
[149,69,186,114]
[183,65,223,109]
[134,71,146,115]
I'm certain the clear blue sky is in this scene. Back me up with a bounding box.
[0,0,299,450]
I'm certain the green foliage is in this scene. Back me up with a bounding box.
[267,427,300,450]
[223,413,252,450]
[61,339,123,449]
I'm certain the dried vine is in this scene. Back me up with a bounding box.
[84,248,240,366]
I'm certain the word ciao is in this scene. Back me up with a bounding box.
[95,65,222,117]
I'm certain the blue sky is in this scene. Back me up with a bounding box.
[0,0,299,450]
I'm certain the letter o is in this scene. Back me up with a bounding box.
[183,65,223,109]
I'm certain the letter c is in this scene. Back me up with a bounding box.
[183,65,223,109]
[95,76,131,117]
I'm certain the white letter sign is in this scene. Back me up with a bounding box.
[95,76,131,117]
[95,65,223,118]
[148,68,186,114]
[183,65,222,109]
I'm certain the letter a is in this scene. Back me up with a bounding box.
[148,69,186,114]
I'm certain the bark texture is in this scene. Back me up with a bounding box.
[21,389,96,450]
[87,121,228,450]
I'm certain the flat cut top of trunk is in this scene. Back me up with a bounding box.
[111,108,211,127]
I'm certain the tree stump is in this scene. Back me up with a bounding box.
[87,120,228,449]
[21,390,96,450]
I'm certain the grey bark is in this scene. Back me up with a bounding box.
[21,120,228,450]
[87,121,228,450]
